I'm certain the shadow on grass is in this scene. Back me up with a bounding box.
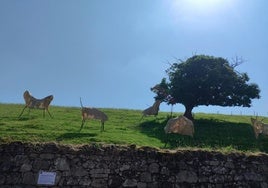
[139,118,268,152]
[17,117,31,121]
[56,132,98,142]
[0,116,34,121]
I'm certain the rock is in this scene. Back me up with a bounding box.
[123,179,137,187]
[40,153,54,159]
[20,164,32,172]
[140,172,152,182]
[72,167,88,176]
[120,164,130,171]
[149,163,159,173]
[22,172,35,185]
[176,170,198,183]
[137,182,147,188]
[209,161,220,166]
[0,161,12,171]
[225,161,235,169]
[91,178,107,188]
[0,175,5,184]
[90,168,110,174]
[244,172,263,181]
[261,182,268,188]
[55,158,70,171]
[79,177,91,186]
[108,176,123,188]
[160,166,170,175]
[32,159,50,171]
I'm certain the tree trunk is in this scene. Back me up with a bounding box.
[184,105,194,120]
[170,104,174,117]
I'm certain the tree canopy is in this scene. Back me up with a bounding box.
[153,55,261,120]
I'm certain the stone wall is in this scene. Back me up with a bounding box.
[0,142,268,187]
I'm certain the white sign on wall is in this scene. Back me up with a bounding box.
[37,171,56,185]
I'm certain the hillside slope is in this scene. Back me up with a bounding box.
[0,103,268,153]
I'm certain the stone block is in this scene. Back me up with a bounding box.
[20,164,32,172]
[140,172,152,183]
[22,172,35,185]
[55,158,70,171]
[123,179,137,187]
[149,163,159,173]
[176,170,198,183]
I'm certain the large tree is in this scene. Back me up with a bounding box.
[153,55,260,120]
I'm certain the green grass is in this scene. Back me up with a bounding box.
[1,103,268,153]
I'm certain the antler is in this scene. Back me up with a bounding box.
[80,97,84,108]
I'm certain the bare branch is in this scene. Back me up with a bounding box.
[230,56,245,68]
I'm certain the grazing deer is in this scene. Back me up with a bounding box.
[80,98,108,132]
[250,116,268,138]
[140,99,162,121]
[19,90,53,118]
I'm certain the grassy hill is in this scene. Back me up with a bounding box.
[1,103,268,153]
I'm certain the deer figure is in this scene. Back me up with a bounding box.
[80,98,108,132]
[19,90,53,118]
[250,116,268,138]
[140,99,162,121]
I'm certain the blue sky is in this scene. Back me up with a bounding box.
[0,0,267,116]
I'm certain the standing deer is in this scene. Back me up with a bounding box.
[80,98,108,132]
[19,90,53,118]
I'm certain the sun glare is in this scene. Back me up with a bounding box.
[185,0,225,11]
[171,0,236,24]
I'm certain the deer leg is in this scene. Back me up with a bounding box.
[101,121,104,132]
[18,106,27,118]
[80,119,85,132]
[47,109,53,118]
[27,108,31,116]
[155,114,159,121]
[43,109,45,118]
[164,134,169,148]
[139,115,145,122]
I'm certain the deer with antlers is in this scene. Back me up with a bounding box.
[79,98,108,132]
[18,90,53,118]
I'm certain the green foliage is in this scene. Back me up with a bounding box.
[0,103,268,153]
[154,55,261,119]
